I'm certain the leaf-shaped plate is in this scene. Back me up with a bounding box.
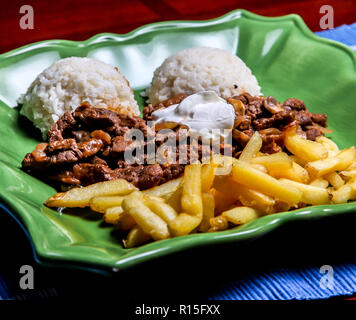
[1,10,356,273]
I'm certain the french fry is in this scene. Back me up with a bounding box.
[340,169,356,181]
[290,162,310,184]
[339,163,356,181]
[238,190,275,214]
[285,127,328,162]
[332,178,356,204]
[251,152,309,183]
[289,155,308,167]
[115,212,137,231]
[144,196,178,223]
[273,200,291,213]
[181,162,203,217]
[269,161,309,184]
[332,184,353,204]
[124,226,151,248]
[104,206,136,230]
[231,160,302,204]
[345,162,356,171]
[201,162,217,192]
[316,136,339,157]
[169,213,201,236]
[239,131,262,162]
[222,207,259,225]
[143,177,183,212]
[279,178,330,205]
[249,163,268,173]
[45,179,137,208]
[255,152,266,157]
[209,215,229,232]
[332,178,356,203]
[306,147,356,178]
[251,152,293,172]
[143,177,182,199]
[198,193,215,232]
[211,188,238,214]
[121,191,170,240]
[325,172,345,189]
[309,178,329,188]
[104,206,123,224]
[165,187,183,212]
[213,176,274,214]
[213,154,237,175]
[89,196,124,213]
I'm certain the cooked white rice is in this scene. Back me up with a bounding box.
[19,57,139,138]
[147,46,261,105]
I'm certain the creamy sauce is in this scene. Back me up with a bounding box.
[152,91,235,141]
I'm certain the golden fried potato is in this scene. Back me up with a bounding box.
[124,226,151,248]
[209,215,229,232]
[290,162,310,184]
[222,207,260,225]
[104,206,123,224]
[325,172,345,189]
[165,187,183,212]
[239,131,262,162]
[309,178,329,188]
[231,160,302,204]
[251,152,292,171]
[104,206,136,229]
[279,178,330,205]
[273,200,291,213]
[332,178,356,204]
[201,162,217,193]
[90,196,124,213]
[339,162,356,181]
[213,154,237,176]
[306,147,356,178]
[213,176,274,214]
[45,179,137,208]
[121,191,170,240]
[316,136,339,157]
[289,155,308,167]
[210,187,238,214]
[249,163,268,173]
[269,161,309,184]
[181,162,203,217]
[198,193,215,232]
[169,213,201,236]
[285,128,328,162]
[115,212,137,231]
[143,177,182,199]
[144,195,178,223]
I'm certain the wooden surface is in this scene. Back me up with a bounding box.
[0,0,355,54]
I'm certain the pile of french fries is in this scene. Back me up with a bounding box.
[45,126,356,248]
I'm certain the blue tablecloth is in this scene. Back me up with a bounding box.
[1,23,356,301]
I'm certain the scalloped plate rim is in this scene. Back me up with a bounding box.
[1,9,355,67]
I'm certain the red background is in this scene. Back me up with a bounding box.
[0,0,355,54]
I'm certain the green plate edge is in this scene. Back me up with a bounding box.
[1,9,356,274]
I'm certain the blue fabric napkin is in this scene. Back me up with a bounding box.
[209,264,356,300]
[1,23,356,301]
[315,23,356,51]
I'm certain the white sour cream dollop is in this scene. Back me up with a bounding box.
[151,91,235,141]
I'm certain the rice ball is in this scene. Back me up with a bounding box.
[19,57,139,138]
[147,46,261,105]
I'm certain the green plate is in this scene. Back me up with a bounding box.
[1,10,356,274]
